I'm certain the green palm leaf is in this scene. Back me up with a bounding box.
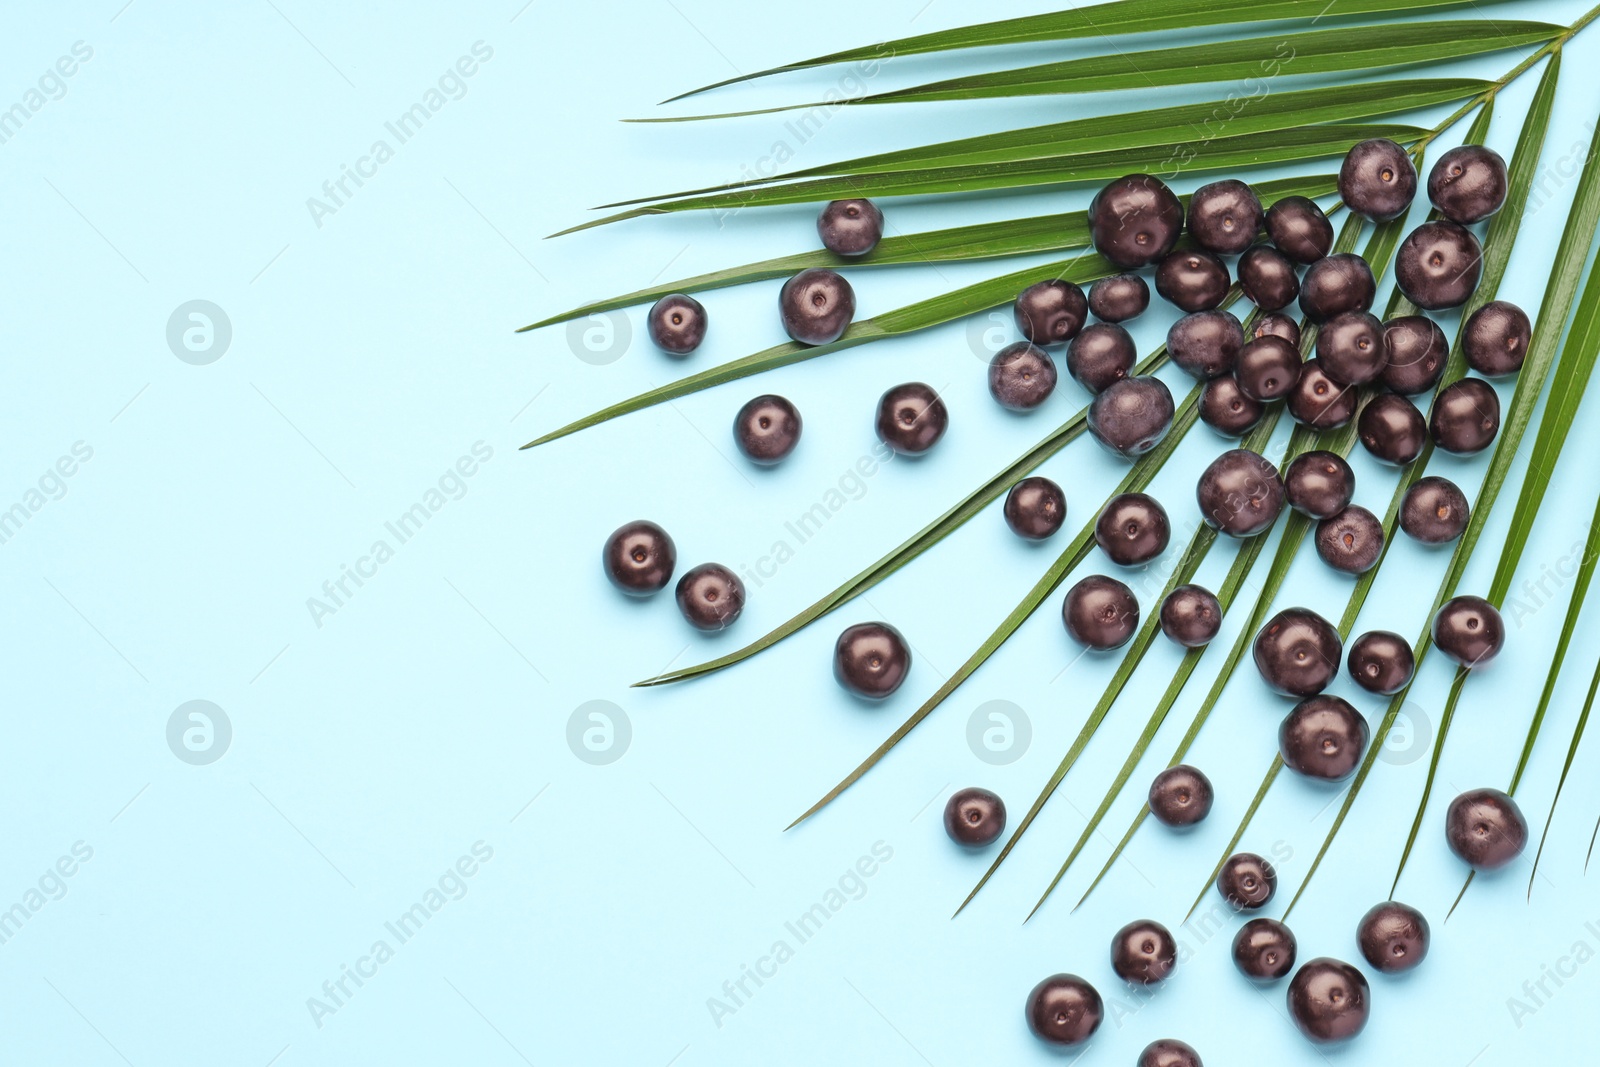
[558,125,1418,234]
[523,176,1334,331]
[664,0,1516,101]
[669,22,1554,118]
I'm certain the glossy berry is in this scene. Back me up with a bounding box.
[1358,393,1427,466]
[1279,695,1368,780]
[1234,918,1297,982]
[1432,595,1504,668]
[875,382,948,455]
[1087,273,1150,322]
[989,342,1058,411]
[1087,376,1175,458]
[817,198,884,257]
[1025,974,1103,1047]
[1340,137,1417,221]
[1067,322,1136,393]
[943,787,1005,847]
[1316,311,1385,386]
[1358,901,1430,974]
[833,621,911,699]
[1138,1039,1203,1067]
[647,294,708,355]
[734,394,802,465]
[1396,220,1483,310]
[1381,315,1449,394]
[1445,787,1527,870]
[1095,492,1171,566]
[1111,919,1177,985]
[1462,300,1531,377]
[1238,245,1300,311]
[1235,336,1302,402]
[1155,249,1230,312]
[1089,173,1184,269]
[1167,310,1244,381]
[1004,476,1067,541]
[1266,195,1334,264]
[1217,852,1277,910]
[1160,585,1223,648]
[1284,450,1355,520]
[1299,253,1375,322]
[602,520,676,595]
[1196,448,1285,537]
[780,269,855,345]
[1148,764,1214,827]
[1428,144,1508,224]
[1063,574,1140,650]
[1288,359,1359,429]
[1347,630,1415,695]
[675,564,745,631]
[1429,377,1500,455]
[1288,958,1370,1044]
[1014,279,1088,346]
[1188,178,1263,254]
[1199,376,1265,437]
[1253,312,1301,347]
[1254,607,1342,697]
[1401,475,1470,544]
[1316,505,1385,574]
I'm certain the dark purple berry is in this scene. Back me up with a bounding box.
[1358,901,1430,974]
[1287,359,1359,429]
[1087,273,1149,322]
[647,293,707,355]
[1428,144,1508,224]
[1067,322,1136,393]
[780,269,855,345]
[1254,607,1342,697]
[1315,505,1385,575]
[875,382,948,455]
[988,342,1058,412]
[1160,585,1222,648]
[1266,195,1334,264]
[1196,448,1285,537]
[1462,300,1531,377]
[1347,630,1415,695]
[1089,174,1184,269]
[1340,137,1417,221]
[1063,575,1139,650]
[943,786,1005,847]
[1445,788,1526,870]
[1381,315,1449,394]
[1401,476,1469,544]
[1253,312,1301,347]
[1217,852,1277,910]
[1283,450,1355,520]
[1279,695,1368,780]
[1004,476,1067,541]
[817,198,884,257]
[833,621,911,699]
[1014,279,1088,346]
[1432,595,1504,668]
[1429,377,1500,454]
[602,520,677,596]
[1148,764,1214,826]
[1396,220,1483,310]
[1234,918,1297,981]
[1238,244,1300,311]
[675,563,745,631]
[1167,310,1244,380]
[1188,178,1263,254]
[1299,253,1375,322]
[1235,335,1302,402]
[1025,974,1103,1047]
[1315,311,1385,386]
[1358,392,1427,466]
[1288,958,1370,1044]
[1095,492,1170,566]
[1087,376,1174,458]
[734,394,802,465]
[1111,919,1178,985]
[1155,249,1230,312]
[1199,376,1265,437]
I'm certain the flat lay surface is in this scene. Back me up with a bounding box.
[3,1,1600,1063]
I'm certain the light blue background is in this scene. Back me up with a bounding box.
[3,1,1599,1063]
